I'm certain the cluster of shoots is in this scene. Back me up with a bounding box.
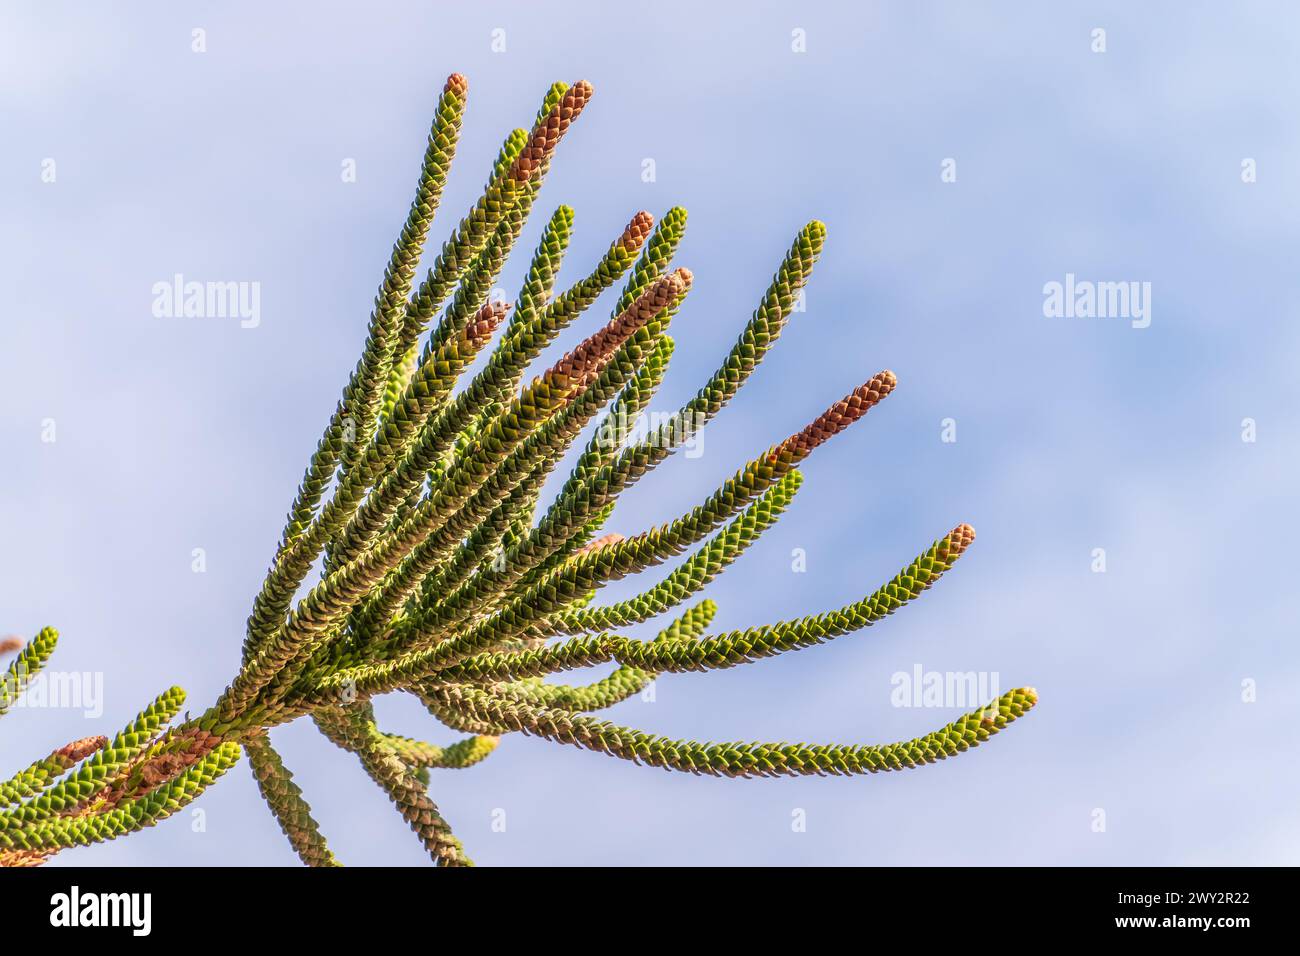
[0,74,1037,867]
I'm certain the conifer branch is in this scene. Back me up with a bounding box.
[383,732,499,771]
[314,707,471,866]
[0,626,57,718]
[427,683,1038,778]
[245,732,341,867]
[5,73,1038,867]
[267,75,470,567]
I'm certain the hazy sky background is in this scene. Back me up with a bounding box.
[2,2,1297,866]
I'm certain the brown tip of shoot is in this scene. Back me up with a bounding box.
[510,80,595,183]
[620,211,655,253]
[565,79,595,118]
[547,268,691,388]
[55,735,109,763]
[468,299,511,343]
[779,370,897,460]
[444,73,469,98]
[936,523,976,563]
[0,635,22,655]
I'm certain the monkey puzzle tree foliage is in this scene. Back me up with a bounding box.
[0,75,1037,867]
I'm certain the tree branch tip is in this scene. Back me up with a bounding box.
[443,72,469,97]
[620,210,655,250]
[939,523,976,561]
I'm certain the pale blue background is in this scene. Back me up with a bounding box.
[2,2,1296,866]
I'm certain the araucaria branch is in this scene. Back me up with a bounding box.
[1,73,1037,867]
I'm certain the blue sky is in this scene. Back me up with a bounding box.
[2,2,1297,865]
